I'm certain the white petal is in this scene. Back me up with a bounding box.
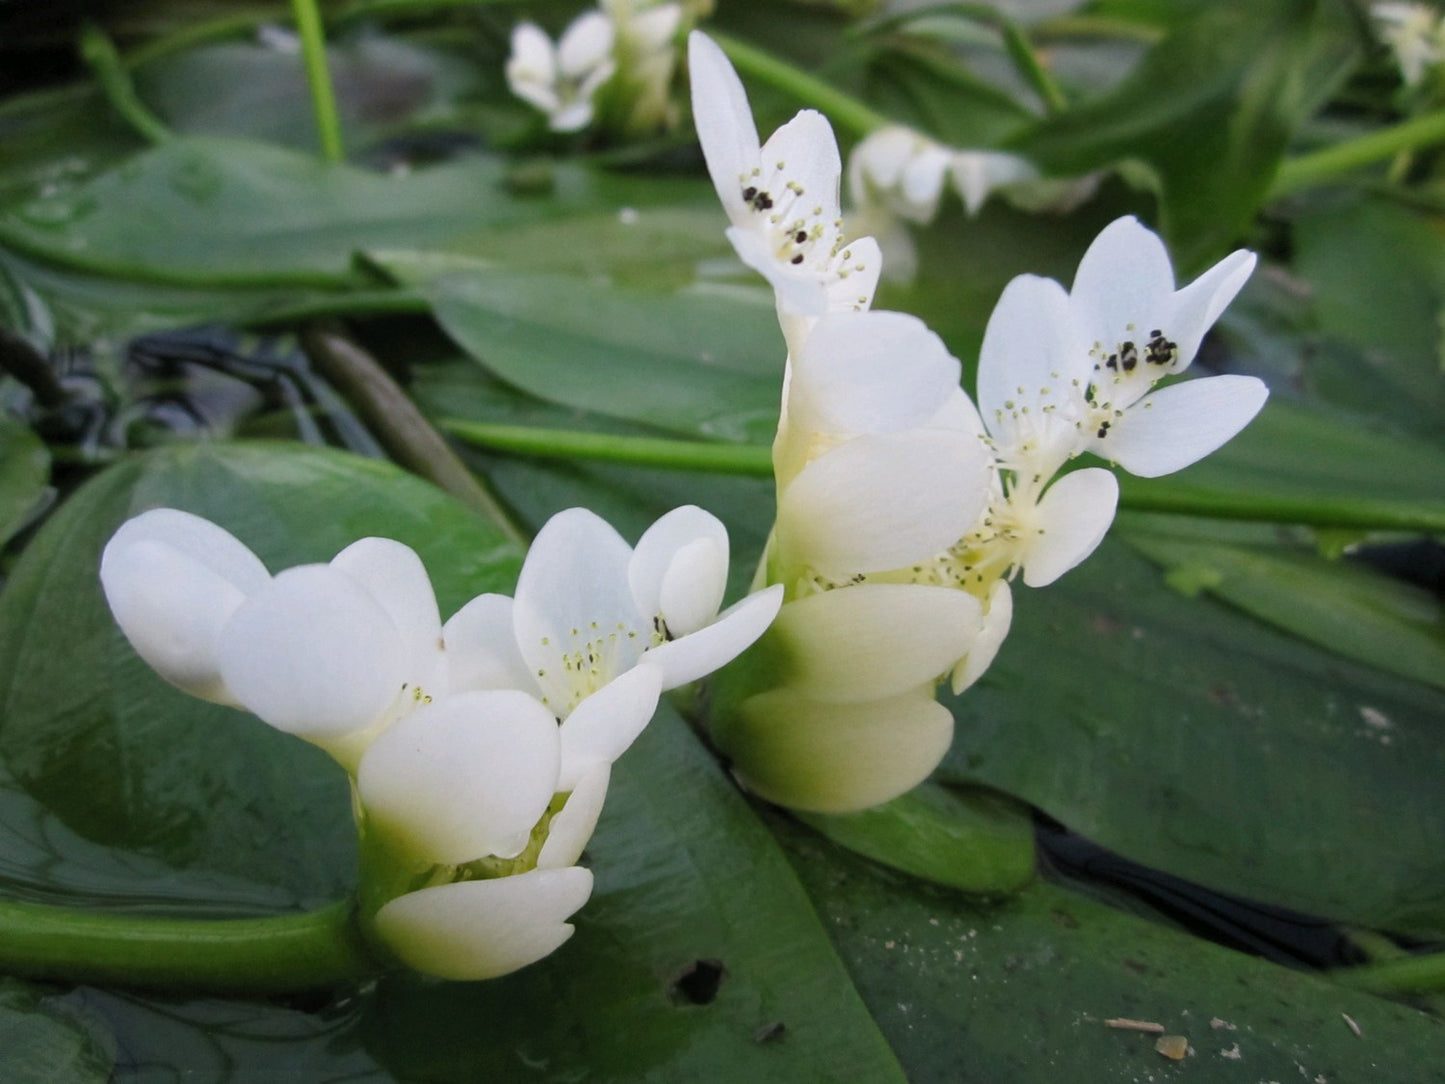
[951,580,1013,693]
[822,234,882,317]
[216,564,407,741]
[358,690,560,865]
[726,686,954,813]
[726,226,827,317]
[442,593,533,694]
[688,31,760,221]
[899,145,952,220]
[1069,216,1176,347]
[768,584,981,702]
[849,127,915,197]
[1161,249,1257,370]
[507,24,559,111]
[100,509,270,702]
[976,274,1090,428]
[642,584,783,690]
[373,868,593,981]
[1019,468,1119,588]
[756,110,842,229]
[1095,374,1268,477]
[330,538,443,690]
[557,664,661,790]
[550,100,598,133]
[629,4,683,52]
[775,431,989,577]
[558,11,616,78]
[629,506,729,636]
[537,764,611,869]
[513,508,643,683]
[789,311,962,438]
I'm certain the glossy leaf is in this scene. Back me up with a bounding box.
[781,819,1445,1083]
[1121,521,1445,691]
[940,538,1445,940]
[797,782,1036,896]
[0,415,50,550]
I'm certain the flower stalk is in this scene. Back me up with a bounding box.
[291,0,346,162]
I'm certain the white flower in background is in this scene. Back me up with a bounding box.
[848,127,954,224]
[688,31,881,343]
[1067,216,1266,478]
[950,150,1041,216]
[1373,2,1445,86]
[603,0,686,132]
[507,13,618,132]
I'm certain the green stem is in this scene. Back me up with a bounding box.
[443,420,774,477]
[303,327,527,543]
[706,31,892,138]
[0,898,378,993]
[444,421,1445,534]
[1332,951,1445,996]
[1269,110,1445,198]
[78,22,174,144]
[1113,478,1445,534]
[291,0,346,162]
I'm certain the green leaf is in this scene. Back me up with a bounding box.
[418,267,785,443]
[1291,194,1445,430]
[1013,0,1360,270]
[1121,521,1445,691]
[0,441,521,907]
[362,703,905,1081]
[0,414,50,550]
[0,137,702,288]
[780,820,1445,1082]
[0,979,113,1084]
[940,538,1445,940]
[798,782,1036,896]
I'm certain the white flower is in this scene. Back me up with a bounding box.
[848,127,954,224]
[357,688,609,981]
[769,310,993,587]
[507,13,618,132]
[443,505,782,789]
[949,150,1040,217]
[1373,2,1445,86]
[603,0,686,133]
[1068,216,1267,478]
[101,508,450,770]
[688,31,881,338]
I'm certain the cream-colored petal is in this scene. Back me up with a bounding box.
[373,868,594,981]
[1096,374,1268,478]
[537,764,611,869]
[950,580,1013,693]
[767,584,980,702]
[726,685,954,813]
[688,31,759,221]
[331,537,443,689]
[358,690,560,865]
[1018,468,1118,588]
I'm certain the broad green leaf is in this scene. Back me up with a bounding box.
[0,137,702,287]
[1121,521,1445,691]
[780,819,1445,1083]
[419,267,785,443]
[940,537,1445,940]
[0,414,50,550]
[1012,0,1360,270]
[0,441,521,907]
[0,979,113,1084]
[1291,194,1445,431]
[798,782,1036,896]
[362,703,905,1082]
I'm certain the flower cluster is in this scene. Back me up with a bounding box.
[1373,2,1445,88]
[846,125,1095,282]
[507,0,702,135]
[689,31,1267,812]
[101,505,780,979]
